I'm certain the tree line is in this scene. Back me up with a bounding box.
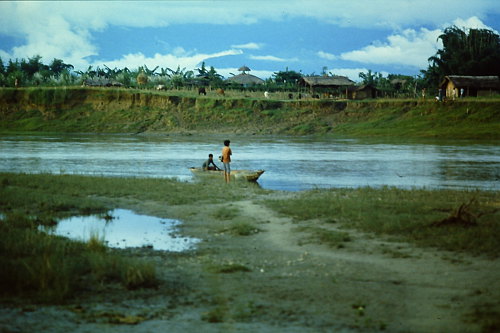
[1,26,499,98]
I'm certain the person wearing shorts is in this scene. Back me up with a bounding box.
[221,140,232,183]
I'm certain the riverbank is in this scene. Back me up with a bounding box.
[1,87,499,139]
[1,173,499,332]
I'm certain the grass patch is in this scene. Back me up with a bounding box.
[297,226,351,248]
[209,263,252,274]
[0,172,267,303]
[227,220,261,236]
[264,187,500,256]
[0,213,159,302]
[212,206,240,220]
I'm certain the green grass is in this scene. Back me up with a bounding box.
[1,87,500,138]
[263,187,500,256]
[0,212,159,302]
[1,171,499,304]
[296,226,352,248]
[0,172,267,303]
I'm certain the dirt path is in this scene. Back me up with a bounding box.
[1,196,499,332]
[232,199,500,332]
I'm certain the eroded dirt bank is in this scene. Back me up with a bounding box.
[1,191,498,332]
[1,87,499,138]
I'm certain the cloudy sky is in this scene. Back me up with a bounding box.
[1,1,499,81]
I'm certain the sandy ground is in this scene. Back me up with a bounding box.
[1,192,499,333]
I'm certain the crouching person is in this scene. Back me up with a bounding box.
[202,154,220,171]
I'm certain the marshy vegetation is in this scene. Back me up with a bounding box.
[0,211,159,302]
[1,171,499,304]
[264,187,500,256]
[0,172,266,302]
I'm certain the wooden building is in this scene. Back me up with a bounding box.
[440,75,500,98]
[300,75,355,96]
[347,84,378,100]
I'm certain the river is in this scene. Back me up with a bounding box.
[1,133,499,191]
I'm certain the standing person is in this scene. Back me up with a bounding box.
[221,140,232,183]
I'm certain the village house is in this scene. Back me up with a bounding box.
[440,75,500,98]
[226,66,265,87]
[347,84,379,100]
[299,75,355,97]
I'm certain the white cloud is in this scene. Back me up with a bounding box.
[328,68,377,82]
[93,49,243,73]
[338,15,497,69]
[317,51,337,61]
[292,0,500,29]
[451,16,499,33]
[340,28,442,68]
[1,0,499,77]
[231,42,263,50]
[249,55,298,62]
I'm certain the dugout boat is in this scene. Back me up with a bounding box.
[189,168,264,182]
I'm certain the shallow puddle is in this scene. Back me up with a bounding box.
[45,209,199,251]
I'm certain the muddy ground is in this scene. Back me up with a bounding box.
[1,191,499,333]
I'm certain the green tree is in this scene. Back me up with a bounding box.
[195,62,223,87]
[359,69,378,86]
[49,58,74,75]
[423,26,500,87]
[272,68,302,90]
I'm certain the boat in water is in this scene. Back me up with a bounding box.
[189,168,265,182]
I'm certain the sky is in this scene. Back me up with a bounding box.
[1,0,500,82]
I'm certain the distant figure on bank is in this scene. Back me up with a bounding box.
[202,153,220,171]
[264,91,269,99]
[221,140,232,183]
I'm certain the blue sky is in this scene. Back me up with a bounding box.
[1,1,499,81]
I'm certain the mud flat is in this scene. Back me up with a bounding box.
[1,174,499,332]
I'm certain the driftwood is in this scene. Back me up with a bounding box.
[431,198,500,228]
[431,199,479,227]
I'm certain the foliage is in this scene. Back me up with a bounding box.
[358,69,424,98]
[422,26,500,87]
[0,55,77,87]
[272,68,303,90]
[196,61,224,88]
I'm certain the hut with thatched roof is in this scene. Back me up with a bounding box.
[440,75,500,98]
[226,66,264,87]
[347,84,379,100]
[300,75,355,96]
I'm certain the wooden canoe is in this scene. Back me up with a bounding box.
[189,168,265,182]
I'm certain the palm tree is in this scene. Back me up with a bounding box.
[425,26,500,86]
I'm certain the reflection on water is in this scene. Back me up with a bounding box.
[43,209,199,251]
[1,134,499,191]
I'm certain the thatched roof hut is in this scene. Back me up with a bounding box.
[347,84,378,100]
[440,75,500,97]
[226,73,264,86]
[300,75,354,96]
[300,75,355,94]
[238,66,251,74]
[301,75,355,87]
